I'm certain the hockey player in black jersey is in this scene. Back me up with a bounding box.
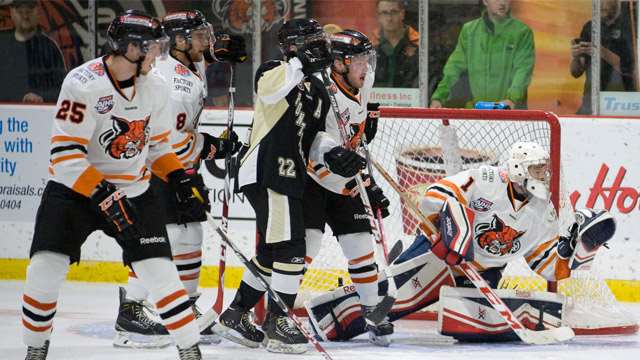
[213,19,360,354]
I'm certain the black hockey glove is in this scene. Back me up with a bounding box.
[364,102,380,143]
[200,130,241,161]
[345,174,390,218]
[211,32,247,63]
[324,146,366,177]
[168,169,211,224]
[91,180,141,242]
[296,38,332,76]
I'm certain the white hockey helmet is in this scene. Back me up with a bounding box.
[507,141,550,200]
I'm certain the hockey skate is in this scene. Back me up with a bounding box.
[177,343,202,360]
[362,301,395,347]
[262,312,308,354]
[213,307,264,348]
[25,340,49,360]
[188,295,221,344]
[113,287,171,348]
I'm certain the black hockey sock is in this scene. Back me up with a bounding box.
[230,281,265,311]
[268,292,296,317]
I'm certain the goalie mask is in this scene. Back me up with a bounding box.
[107,11,169,63]
[507,141,550,200]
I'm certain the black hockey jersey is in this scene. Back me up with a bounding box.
[238,58,329,198]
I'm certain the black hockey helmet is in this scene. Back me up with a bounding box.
[277,19,327,57]
[162,10,213,47]
[331,30,376,70]
[107,10,168,57]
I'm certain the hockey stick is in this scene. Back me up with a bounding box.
[370,159,575,345]
[205,212,334,360]
[212,63,236,316]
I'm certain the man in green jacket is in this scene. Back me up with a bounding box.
[431,0,534,109]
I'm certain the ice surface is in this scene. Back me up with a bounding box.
[1,280,638,360]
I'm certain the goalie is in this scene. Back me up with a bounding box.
[305,141,616,342]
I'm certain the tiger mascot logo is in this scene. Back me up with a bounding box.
[99,115,150,159]
[475,215,525,256]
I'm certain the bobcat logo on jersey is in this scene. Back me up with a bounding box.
[475,215,524,256]
[99,115,150,159]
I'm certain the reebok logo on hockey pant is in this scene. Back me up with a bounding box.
[140,237,166,245]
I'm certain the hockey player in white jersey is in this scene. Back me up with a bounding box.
[306,141,616,342]
[304,30,394,344]
[21,11,210,360]
[113,9,245,348]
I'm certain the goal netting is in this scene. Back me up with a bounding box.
[296,107,637,335]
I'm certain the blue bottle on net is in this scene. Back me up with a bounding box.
[474,101,511,110]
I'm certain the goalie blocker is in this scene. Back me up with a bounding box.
[305,207,616,342]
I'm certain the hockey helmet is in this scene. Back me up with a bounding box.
[507,141,550,200]
[277,19,328,58]
[107,10,169,60]
[162,10,213,48]
[331,30,376,71]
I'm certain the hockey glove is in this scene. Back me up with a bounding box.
[324,146,366,177]
[200,131,241,161]
[91,180,141,242]
[211,32,247,63]
[558,208,615,270]
[345,174,390,218]
[168,169,211,224]
[431,198,475,266]
[364,102,380,143]
[296,38,332,76]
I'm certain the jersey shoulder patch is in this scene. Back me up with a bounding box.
[65,59,107,90]
[476,165,505,185]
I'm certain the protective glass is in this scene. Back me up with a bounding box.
[192,22,213,45]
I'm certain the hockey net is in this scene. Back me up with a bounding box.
[296,107,638,335]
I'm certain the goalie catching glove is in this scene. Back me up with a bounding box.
[168,169,211,224]
[557,208,616,270]
[200,130,241,161]
[91,181,141,243]
[324,146,366,177]
[431,198,476,266]
[345,174,390,218]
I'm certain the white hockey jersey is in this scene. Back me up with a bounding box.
[420,166,565,281]
[307,66,375,194]
[154,55,208,169]
[49,57,183,198]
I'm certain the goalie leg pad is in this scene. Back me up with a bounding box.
[305,252,454,341]
[438,286,564,342]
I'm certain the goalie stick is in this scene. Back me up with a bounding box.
[370,159,575,345]
[205,212,334,360]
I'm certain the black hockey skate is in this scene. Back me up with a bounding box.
[262,312,308,354]
[213,307,264,348]
[25,340,49,360]
[362,300,395,347]
[113,287,171,348]
[177,343,202,360]
[188,295,221,345]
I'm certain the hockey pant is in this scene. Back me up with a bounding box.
[22,251,200,349]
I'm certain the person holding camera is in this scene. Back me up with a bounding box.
[570,0,636,114]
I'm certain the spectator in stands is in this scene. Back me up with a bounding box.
[372,0,419,88]
[430,0,534,109]
[0,0,66,103]
[571,0,636,114]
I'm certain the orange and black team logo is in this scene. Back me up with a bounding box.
[99,115,150,159]
[475,215,525,256]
